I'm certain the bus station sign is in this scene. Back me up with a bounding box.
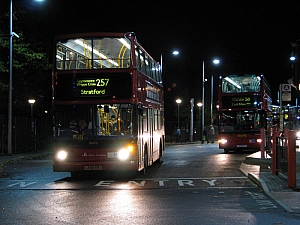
[281,84,291,101]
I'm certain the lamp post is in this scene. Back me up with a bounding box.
[176,99,182,128]
[291,40,300,90]
[28,99,36,132]
[197,102,202,140]
[190,98,194,142]
[202,59,220,138]
[289,56,298,106]
[210,74,213,125]
[8,0,44,155]
[8,0,17,155]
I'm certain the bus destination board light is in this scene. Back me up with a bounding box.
[222,95,260,109]
[76,78,110,97]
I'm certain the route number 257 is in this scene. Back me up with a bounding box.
[96,79,109,86]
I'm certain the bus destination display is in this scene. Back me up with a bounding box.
[55,73,132,100]
[76,78,110,97]
[232,96,251,107]
[222,95,261,109]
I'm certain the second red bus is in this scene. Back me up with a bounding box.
[218,73,272,153]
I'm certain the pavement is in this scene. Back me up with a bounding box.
[0,150,52,176]
[240,150,300,214]
[1,144,300,214]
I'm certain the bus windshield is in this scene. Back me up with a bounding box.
[54,103,137,140]
[219,111,267,133]
[56,37,131,70]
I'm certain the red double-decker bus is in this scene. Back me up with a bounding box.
[52,32,165,176]
[218,73,272,153]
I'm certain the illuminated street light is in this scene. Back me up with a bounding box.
[213,59,220,64]
[202,59,220,139]
[28,99,36,150]
[290,40,300,91]
[28,99,36,132]
[8,0,44,155]
[160,50,179,72]
[176,99,182,128]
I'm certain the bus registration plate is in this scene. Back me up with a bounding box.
[237,145,247,147]
[107,152,118,158]
[73,134,84,140]
[84,165,102,170]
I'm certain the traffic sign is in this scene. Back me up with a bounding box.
[281,84,291,101]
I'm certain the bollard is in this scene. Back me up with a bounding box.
[287,130,296,189]
[260,128,265,158]
[272,130,280,175]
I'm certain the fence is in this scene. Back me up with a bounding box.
[0,115,30,155]
[0,114,51,156]
[271,129,297,188]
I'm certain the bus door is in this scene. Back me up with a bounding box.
[138,107,144,170]
[140,107,152,168]
[148,108,153,163]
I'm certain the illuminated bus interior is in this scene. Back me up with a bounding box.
[222,74,262,93]
[56,37,131,70]
[55,36,162,83]
[55,103,163,140]
[55,104,138,140]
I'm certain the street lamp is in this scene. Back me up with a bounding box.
[189,98,194,142]
[160,50,179,72]
[197,102,202,140]
[8,0,44,155]
[176,99,182,128]
[202,59,220,138]
[28,99,36,132]
[290,53,299,91]
[291,40,300,89]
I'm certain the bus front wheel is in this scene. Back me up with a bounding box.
[158,140,163,163]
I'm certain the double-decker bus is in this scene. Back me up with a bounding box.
[218,73,272,153]
[52,32,165,175]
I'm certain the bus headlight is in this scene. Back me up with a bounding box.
[57,150,68,160]
[257,139,262,143]
[118,145,134,161]
[218,139,227,144]
[118,149,130,160]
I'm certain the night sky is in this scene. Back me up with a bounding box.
[4,0,300,104]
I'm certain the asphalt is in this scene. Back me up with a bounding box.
[1,144,300,214]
